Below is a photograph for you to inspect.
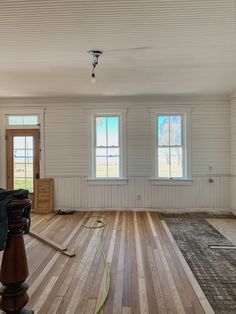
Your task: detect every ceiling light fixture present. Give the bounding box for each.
[88,50,103,83]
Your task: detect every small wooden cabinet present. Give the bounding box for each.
[34,179,54,213]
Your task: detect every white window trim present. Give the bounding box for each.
[150,106,192,185]
[149,178,193,186]
[87,108,127,183]
[87,178,128,185]
[0,107,45,188]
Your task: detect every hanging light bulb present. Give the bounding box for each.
[91,72,96,84]
[88,50,103,83]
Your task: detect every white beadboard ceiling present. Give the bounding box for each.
[0,0,236,97]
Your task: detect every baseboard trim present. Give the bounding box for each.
[54,207,232,214]
[231,209,236,216]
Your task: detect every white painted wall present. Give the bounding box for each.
[230,97,236,214]
[0,96,231,211]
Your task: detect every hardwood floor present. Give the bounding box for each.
[2,212,210,313]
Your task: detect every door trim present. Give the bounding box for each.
[0,108,45,188]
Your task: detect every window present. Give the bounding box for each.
[7,115,39,127]
[151,108,191,181]
[95,116,120,178]
[157,114,184,178]
[89,109,127,181]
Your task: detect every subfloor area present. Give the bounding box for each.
[164,214,236,314]
[5,211,213,314]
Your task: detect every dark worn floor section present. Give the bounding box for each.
[165,217,236,314]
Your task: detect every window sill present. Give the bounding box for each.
[87,178,128,186]
[150,178,193,186]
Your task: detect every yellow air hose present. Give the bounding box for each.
[82,216,111,314]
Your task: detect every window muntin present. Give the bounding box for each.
[8,115,38,126]
[95,116,120,178]
[157,114,185,179]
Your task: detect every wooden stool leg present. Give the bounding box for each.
[0,199,34,314]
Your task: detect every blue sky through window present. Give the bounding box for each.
[96,116,119,147]
[157,115,181,146]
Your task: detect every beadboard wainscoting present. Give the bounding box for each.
[231,176,236,215]
[230,97,236,214]
[51,175,230,211]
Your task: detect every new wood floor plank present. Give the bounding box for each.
[146,244,167,314]
[112,212,126,314]
[151,215,199,313]
[103,212,123,314]
[122,211,131,308]
[147,212,185,314]
[133,212,149,314]
[137,213,158,314]
[129,212,141,314]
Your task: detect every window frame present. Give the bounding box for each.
[150,106,192,185]
[88,108,127,182]
[94,114,121,178]
[156,113,185,179]
[6,114,40,129]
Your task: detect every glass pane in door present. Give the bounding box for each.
[13,136,34,192]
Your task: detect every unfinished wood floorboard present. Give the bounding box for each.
[7,211,208,314]
[207,218,236,247]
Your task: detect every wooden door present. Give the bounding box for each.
[6,129,40,206]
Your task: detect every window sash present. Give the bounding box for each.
[156,113,185,179]
[157,147,184,179]
[95,115,120,148]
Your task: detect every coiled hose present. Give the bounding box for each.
[82,216,111,314]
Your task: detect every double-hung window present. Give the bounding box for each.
[151,108,191,181]
[157,114,184,178]
[95,115,120,178]
[89,110,127,180]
